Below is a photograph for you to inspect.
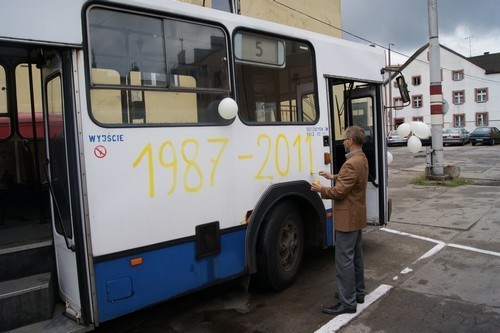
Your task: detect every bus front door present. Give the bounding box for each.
[41,49,92,325]
[328,79,388,226]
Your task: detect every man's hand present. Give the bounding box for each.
[319,171,335,180]
[311,181,324,193]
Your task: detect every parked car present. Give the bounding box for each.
[442,128,470,145]
[470,127,500,146]
[387,130,407,146]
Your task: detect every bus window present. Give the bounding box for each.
[90,69,122,123]
[234,31,317,124]
[15,64,44,138]
[0,65,9,139]
[330,80,377,181]
[351,97,374,144]
[88,7,230,126]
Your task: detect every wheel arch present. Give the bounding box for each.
[245,180,327,274]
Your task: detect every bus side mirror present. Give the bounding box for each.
[396,76,410,104]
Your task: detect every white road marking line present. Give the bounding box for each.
[448,243,500,257]
[380,227,500,258]
[316,228,500,332]
[315,284,393,333]
[400,267,413,274]
[380,227,442,244]
[414,242,446,263]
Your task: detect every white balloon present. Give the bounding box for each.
[407,135,422,153]
[387,151,393,164]
[411,121,431,139]
[218,97,238,120]
[397,123,411,137]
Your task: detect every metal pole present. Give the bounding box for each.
[388,43,394,131]
[428,0,444,176]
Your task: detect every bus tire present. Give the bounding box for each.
[256,201,304,291]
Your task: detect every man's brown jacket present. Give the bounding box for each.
[319,151,368,232]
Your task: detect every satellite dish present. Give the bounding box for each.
[442,99,449,115]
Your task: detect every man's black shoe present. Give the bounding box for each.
[335,292,365,304]
[321,302,356,315]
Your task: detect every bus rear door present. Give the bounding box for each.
[41,49,93,326]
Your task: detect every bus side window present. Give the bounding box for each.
[235,33,318,125]
[90,69,122,124]
[88,7,230,126]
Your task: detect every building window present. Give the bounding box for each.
[413,116,423,122]
[394,97,403,110]
[453,114,465,127]
[412,75,421,86]
[452,70,464,81]
[453,90,465,105]
[476,112,488,126]
[394,117,405,130]
[412,95,423,108]
[475,88,488,103]
[211,0,235,12]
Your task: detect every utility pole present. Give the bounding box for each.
[428,0,444,176]
[388,43,394,131]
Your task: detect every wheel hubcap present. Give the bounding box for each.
[279,221,299,271]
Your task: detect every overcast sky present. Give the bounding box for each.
[341,0,500,65]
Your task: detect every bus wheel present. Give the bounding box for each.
[256,201,304,291]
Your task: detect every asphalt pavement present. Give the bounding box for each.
[317,145,500,333]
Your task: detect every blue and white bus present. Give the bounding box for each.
[0,0,398,330]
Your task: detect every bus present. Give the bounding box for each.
[0,0,401,331]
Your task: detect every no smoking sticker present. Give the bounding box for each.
[94,145,107,158]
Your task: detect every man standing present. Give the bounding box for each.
[311,125,368,315]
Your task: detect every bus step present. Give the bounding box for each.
[0,272,55,332]
[0,240,54,282]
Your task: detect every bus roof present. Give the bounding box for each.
[0,0,86,47]
[0,0,385,82]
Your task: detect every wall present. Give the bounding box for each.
[179,0,342,38]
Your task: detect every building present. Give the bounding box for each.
[178,0,342,39]
[388,44,500,132]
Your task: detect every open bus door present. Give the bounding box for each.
[328,78,388,226]
[41,49,93,326]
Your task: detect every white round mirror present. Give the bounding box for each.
[218,97,238,120]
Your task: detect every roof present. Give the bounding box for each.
[400,43,500,75]
[469,52,500,74]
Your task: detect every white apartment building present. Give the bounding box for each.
[388,44,500,133]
